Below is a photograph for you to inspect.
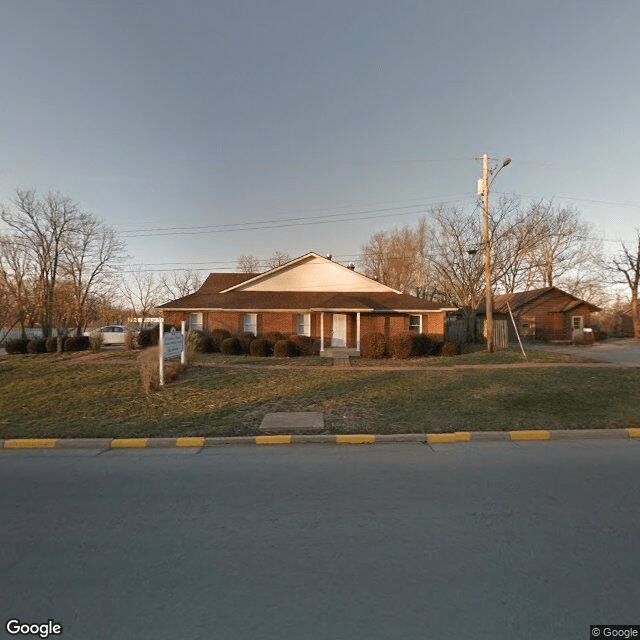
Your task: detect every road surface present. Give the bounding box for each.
[1,442,638,639]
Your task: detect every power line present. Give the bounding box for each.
[118,195,474,237]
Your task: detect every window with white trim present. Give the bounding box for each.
[296,313,311,336]
[188,313,203,331]
[243,313,257,335]
[572,316,584,331]
[409,315,422,333]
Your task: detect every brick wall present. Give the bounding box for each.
[162,310,446,343]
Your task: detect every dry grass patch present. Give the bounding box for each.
[1,355,639,439]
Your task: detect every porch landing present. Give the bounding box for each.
[320,348,360,357]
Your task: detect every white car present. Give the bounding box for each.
[86,325,128,345]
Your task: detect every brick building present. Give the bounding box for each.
[159,252,455,354]
[476,286,601,343]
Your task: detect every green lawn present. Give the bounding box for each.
[1,350,638,439]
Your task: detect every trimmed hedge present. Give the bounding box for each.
[64,336,91,352]
[412,333,442,356]
[289,334,319,356]
[238,332,255,355]
[208,329,231,352]
[220,337,242,355]
[274,339,296,358]
[138,325,177,349]
[441,341,462,357]
[389,331,413,359]
[262,332,284,347]
[249,338,271,357]
[5,338,29,354]
[360,332,386,358]
[187,330,210,353]
[27,338,48,354]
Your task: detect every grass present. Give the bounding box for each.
[1,349,639,439]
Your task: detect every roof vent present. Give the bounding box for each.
[347,262,355,270]
[325,254,332,261]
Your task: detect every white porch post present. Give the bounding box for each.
[181,320,186,365]
[320,312,324,353]
[356,312,361,352]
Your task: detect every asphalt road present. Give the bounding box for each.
[527,338,640,367]
[1,442,639,640]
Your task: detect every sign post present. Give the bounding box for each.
[158,318,185,386]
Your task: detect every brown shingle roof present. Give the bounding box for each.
[159,290,449,312]
[476,287,600,314]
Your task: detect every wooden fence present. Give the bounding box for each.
[445,317,509,349]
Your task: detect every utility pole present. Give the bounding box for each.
[477,154,511,353]
[481,153,493,352]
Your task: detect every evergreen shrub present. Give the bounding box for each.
[249,338,271,357]
[388,331,413,359]
[27,338,48,354]
[274,339,296,357]
[441,341,462,357]
[64,336,91,351]
[208,329,231,352]
[289,334,319,356]
[220,337,242,355]
[5,339,29,354]
[360,332,386,358]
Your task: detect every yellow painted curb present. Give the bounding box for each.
[111,438,149,448]
[4,439,57,449]
[336,434,376,444]
[176,437,205,447]
[427,432,471,444]
[510,430,550,441]
[628,428,640,439]
[256,435,292,445]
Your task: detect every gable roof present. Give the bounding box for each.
[476,286,601,314]
[159,252,455,313]
[223,252,401,294]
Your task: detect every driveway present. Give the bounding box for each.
[526,338,640,367]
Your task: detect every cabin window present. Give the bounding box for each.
[188,313,203,331]
[243,313,257,335]
[296,313,311,337]
[409,315,422,333]
[572,316,584,331]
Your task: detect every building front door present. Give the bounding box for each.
[331,314,346,347]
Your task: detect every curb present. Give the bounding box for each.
[1,429,639,449]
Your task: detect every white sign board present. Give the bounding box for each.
[163,327,184,360]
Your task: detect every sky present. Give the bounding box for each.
[1,0,639,277]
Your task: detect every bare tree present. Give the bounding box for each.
[237,255,262,273]
[362,221,436,296]
[159,269,203,301]
[610,231,640,338]
[1,189,81,337]
[63,214,125,335]
[0,235,39,336]
[119,266,163,329]
[427,206,486,308]
[525,201,602,289]
[265,250,291,270]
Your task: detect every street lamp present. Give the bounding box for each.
[477,154,511,353]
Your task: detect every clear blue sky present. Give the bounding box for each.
[1,0,638,274]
